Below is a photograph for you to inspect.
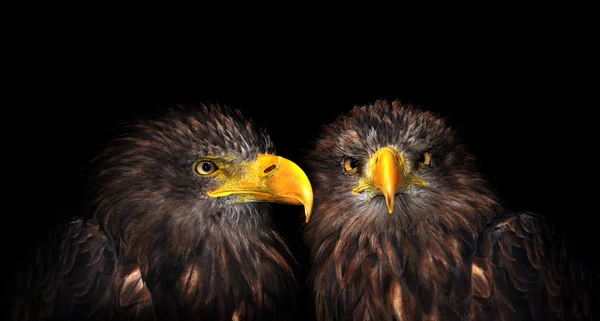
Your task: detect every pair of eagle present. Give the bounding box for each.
[7,100,598,321]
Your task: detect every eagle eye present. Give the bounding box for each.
[419,151,431,166]
[343,158,359,173]
[195,160,218,175]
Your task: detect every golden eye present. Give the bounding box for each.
[419,151,431,166]
[343,158,359,173]
[195,160,218,175]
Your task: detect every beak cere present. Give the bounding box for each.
[206,154,314,222]
[373,147,406,214]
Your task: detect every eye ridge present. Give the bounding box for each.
[194,160,219,175]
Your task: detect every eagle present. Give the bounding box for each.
[303,99,599,321]
[8,104,313,321]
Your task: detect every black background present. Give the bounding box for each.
[7,64,599,319]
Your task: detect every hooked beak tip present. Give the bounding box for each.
[304,202,312,223]
[386,197,394,214]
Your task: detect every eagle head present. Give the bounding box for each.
[89,104,313,252]
[308,99,497,230]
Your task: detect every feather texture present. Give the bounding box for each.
[8,104,299,321]
[304,99,599,320]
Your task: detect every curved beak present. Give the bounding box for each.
[373,147,405,214]
[207,154,314,222]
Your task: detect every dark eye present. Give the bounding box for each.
[419,151,431,166]
[343,158,359,173]
[195,160,218,175]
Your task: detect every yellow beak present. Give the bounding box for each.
[373,147,405,214]
[206,154,314,222]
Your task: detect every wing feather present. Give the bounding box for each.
[471,212,599,321]
[8,218,154,321]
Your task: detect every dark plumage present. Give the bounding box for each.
[9,104,313,321]
[304,99,599,320]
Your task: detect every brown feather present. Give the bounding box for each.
[305,100,599,321]
[9,105,298,321]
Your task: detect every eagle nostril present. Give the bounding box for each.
[264,165,277,174]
